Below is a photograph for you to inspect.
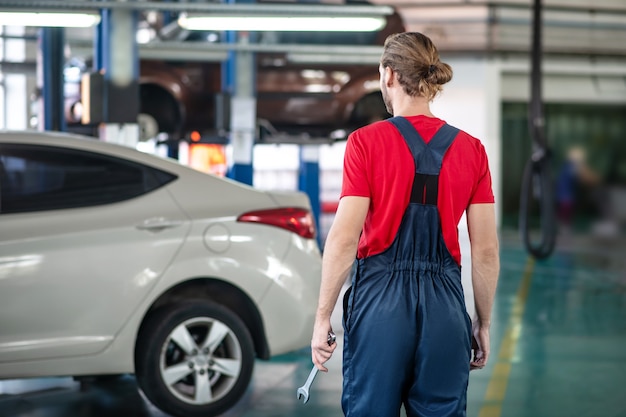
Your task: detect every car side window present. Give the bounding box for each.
[0,144,177,214]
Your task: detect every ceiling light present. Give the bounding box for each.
[0,12,101,28]
[178,14,386,32]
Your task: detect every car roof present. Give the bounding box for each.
[0,130,186,171]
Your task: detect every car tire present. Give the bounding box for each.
[135,300,254,417]
[139,84,182,136]
[351,92,390,127]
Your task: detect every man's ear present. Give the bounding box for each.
[384,66,395,87]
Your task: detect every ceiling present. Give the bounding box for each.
[371,0,626,56]
[2,0,626,58]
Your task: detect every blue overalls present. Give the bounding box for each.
[342,117,472,417]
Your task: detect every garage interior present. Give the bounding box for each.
[0,0,625,417]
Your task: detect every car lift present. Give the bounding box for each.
[39,27,65,132]
[35,0,375,247]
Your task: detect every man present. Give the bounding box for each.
[311,32,500,417]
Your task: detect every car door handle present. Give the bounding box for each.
[136,218,184,232]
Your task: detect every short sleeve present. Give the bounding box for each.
[341,132,370,198]
[469,144,495,204]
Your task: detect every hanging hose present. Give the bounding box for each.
[519,0,557,259]
[519,148,556,259]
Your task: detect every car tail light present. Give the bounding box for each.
[237,207,316,239]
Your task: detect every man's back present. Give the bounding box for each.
[341,114,494,264]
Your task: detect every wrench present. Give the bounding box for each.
[296,331,336,404]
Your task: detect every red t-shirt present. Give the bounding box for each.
[341,115,494,265]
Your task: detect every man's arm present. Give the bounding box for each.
[466,202,500,370]
[311,196,369,371]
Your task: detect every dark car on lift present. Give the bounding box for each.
[66,5,405,142]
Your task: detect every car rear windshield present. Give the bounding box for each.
[0,144,177,214]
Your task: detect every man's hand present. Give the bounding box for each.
[470,321,490,370]
[311,321,337,372]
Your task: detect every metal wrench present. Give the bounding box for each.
[296,331,336,404]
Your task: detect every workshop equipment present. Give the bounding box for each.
[296,331,336,404]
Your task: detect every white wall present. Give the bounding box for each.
[432,57,503,228]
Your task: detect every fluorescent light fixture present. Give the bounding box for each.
[178,14,386,32]
[0,12,101,28]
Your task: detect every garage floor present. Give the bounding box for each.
[1,230,625,417]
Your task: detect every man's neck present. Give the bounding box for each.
[392,96,434,118]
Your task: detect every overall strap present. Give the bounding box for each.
[387,116,458,175]
[388,116,459,205]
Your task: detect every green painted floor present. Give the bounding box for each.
[1,231,624,417]
[224,230,626,417]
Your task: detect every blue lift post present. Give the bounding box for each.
[299,145,322,247]
[39,27,66,132]
[221,2,321,238]
[93,7,139,146]
[223,0,255,186]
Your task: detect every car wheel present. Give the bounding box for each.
[139,84,182,136]
[351,92,390,127]
[135,301,254,417]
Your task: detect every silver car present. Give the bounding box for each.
[0,131,322,417]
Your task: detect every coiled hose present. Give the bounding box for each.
[519,148,557,259]
[519,0,557,259]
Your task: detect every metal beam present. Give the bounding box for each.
[374,0,626,14]
[67,40,384,63]
[500,58,626,76]
[0,61,36,75]
[3,0,626,14]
